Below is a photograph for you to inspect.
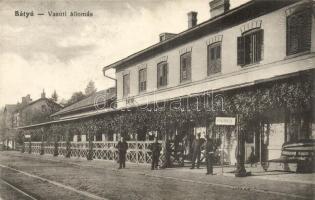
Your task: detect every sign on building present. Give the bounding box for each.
[215,117,236,126]
[25,134,31,138]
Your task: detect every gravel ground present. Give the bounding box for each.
[0,151,313,200]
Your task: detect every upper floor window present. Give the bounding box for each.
[237,29,264,66]
[207,42,221,75]
[123,73,130,97]
[157,61,168,88]
[180,52,191,82]
[286,9,312,56]
[139,68,147,92]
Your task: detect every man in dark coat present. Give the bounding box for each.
[117,137,128,169]
[205,136,215,175]
[191,133,202,169]
[150,137,162,170]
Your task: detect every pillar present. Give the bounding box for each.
[235,115,247,177]
[87,132,93,161]
[65,129,71,158]
[53,135,59,157]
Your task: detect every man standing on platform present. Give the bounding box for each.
[205,136,215,175]
[150,137,161,170]
[191,133,202,169]
[117,136,128,169]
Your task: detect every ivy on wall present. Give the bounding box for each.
[20,72,313,141]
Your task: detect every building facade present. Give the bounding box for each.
[104,0,315,167]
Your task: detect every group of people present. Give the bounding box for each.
[191,133,215,175]
[116,136,161,170]
[116,134,215,175]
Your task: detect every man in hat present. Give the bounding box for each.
[117,136,128,169]
[150,137,162,170]
[191,133,202,169]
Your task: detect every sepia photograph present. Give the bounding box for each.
[0,0,314,199]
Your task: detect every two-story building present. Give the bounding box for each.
[103,0,315,167]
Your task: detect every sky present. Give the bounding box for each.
[0,0,249,107]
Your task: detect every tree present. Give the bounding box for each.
[85,81,97,96]
[51,90,58,102]
[66,91,86,106]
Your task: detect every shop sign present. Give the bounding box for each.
[215,117,236,126]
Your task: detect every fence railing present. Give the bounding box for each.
[22,141,165,164]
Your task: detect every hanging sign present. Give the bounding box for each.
[25,134,31,138]
[215,117,236,126]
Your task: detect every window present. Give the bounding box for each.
[286,9,312,56]
[237,29,263,66]
[123,74,130,97]
[207,42,221,75]
[180,52,191,82]
[139,68,147,92]
[157,62,168,88]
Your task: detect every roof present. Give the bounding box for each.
[4,104,17,114]
[18,97,62,112]
[103,0,298,72]
[51,88,116,117]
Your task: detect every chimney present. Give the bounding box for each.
[187,11,198,29]
[21,94,32,105]
[21,97,26,104]
[25,94,32,103]
[159,33,177,42]
[41,89,46,98]
[209,0,230,18]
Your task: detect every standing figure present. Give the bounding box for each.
[117,137,128,169]
[191,133,202,169]
[150,137,162,170]
[205,136,215,175]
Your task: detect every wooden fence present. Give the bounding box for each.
[22,141,165,164]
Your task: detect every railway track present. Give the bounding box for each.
[0,164,108,200]
[0,178,38,200]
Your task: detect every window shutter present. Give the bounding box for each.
[157,64,161,87]
[256,29,264,61]
[187,53,191,80]
[164,63,168,86]
[237,36,245,66]
[301,10,312,52]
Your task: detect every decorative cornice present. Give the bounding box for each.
[179,46,192,55]
[206,35,223,45]
[240,20,262,34]
[156,55,168,64]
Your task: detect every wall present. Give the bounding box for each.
[115,1,315,108]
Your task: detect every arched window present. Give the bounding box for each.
[157,61,168,88]
[180,52,191,82]
[237,28,264,66]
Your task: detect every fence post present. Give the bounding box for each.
[28,137,32,154]
[87,132,93,160]
[136,134,138,164]
[40,132,44,155]
[21,135,25,153]
[53,135,59,157]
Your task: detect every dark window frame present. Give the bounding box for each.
[157,61,168,88]
[180,52,192,82]
[123,73,130,98]
[286,8,312,56]
[237,28,264,66]
[138,68,147,93]
[207,42,222,75]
